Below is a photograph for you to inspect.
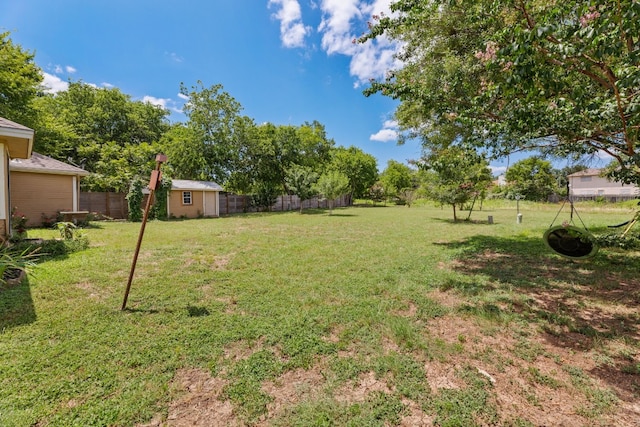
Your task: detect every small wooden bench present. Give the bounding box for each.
[59,211,89,224]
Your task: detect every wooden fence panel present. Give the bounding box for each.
[80,192,128,219]
[80,191,350,218]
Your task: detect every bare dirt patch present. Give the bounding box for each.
[424,309,640,426]
[260,367,326,419]
[139,368,236,427]
[334,371,395,404]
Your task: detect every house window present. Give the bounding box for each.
[580,176,592,182]
[182,191,192,205]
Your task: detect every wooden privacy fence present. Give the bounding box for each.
[81,192,350,219]
[218,192,350,215]
[80,192,128,219]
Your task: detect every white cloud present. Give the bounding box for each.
[41,72,69,93]
[177,93,189,101]
[370,128,397,142]
[315,0,402,85]
[54,65,63,74]
[267,0,401,83]
[101,82,114,88]
[142,96,169,108]
[268,0,311,48]
[165,52,183,63]
[370,118,399,142]
[65,65,77,74]
[143,96,184,114]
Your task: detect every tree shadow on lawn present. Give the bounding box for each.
[299,208,355,216]
[0,278,36,330]
[436,234,640,396]
[430,216,497,225]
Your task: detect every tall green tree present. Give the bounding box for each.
[160,124,209,180]
[315,170,349,215]
[379,160,414,200]
[328,146,379,201]
[505,157,557,201]
[295,121,335,171]
[362,0,640,184]
[224,121,335,201]
[81,141,160,193]
[422,146,493,221]
[34,81,170,190]
[285,165,318,213]
[0,32,42,127]
[180,81,243,183]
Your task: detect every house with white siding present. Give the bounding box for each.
[568,168,638,201]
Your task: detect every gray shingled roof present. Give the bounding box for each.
[10,152,90,176]
[0,117,33,132]
[171,179,223,191]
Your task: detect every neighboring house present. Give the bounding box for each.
[168,179,223,218]
[568,168,639,201]
[10,152,90,226]
[0,117,34,239]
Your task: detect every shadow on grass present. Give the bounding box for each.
[187,305,211,317]
[431,217,497,225]
[0,278,36,330]
[352,203,389,208]
[437,234,640,396]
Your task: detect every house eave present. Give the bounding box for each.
[0,129,34,159]
[9,164,90,176]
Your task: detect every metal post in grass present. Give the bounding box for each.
[121,154,167,311]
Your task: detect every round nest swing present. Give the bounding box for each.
[543,225,599,259]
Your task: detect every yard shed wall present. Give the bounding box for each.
[10,171,75,226]
[168,189,205,218]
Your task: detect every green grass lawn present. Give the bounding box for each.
[1,202,639,426]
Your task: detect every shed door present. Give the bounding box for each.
[204,191,218,217]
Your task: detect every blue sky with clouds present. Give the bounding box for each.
[1,0,424,171]
[2,0,565,175]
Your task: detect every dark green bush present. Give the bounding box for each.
[10,235,89,260]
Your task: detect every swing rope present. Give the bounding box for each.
[549,197,590,231]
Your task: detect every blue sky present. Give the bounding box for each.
[1,0,559,175]
[1,0,424,171]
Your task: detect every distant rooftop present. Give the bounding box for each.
[567,168,602,177]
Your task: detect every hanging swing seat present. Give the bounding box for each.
[543,195,599,259]
[543,225,599,259]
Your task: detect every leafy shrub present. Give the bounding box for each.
[10,234,90,261]
[251,182,279,212]
[41,213,57,228]
[126,178,144,222]
[55,222,77,240]
[0,246,38,286]
[150,176,171,220]
[592,232,640,250]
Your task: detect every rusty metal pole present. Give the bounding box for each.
[121,154,167,310]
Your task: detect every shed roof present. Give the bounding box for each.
[10,152,90,176]
[171,179,223,191]
[0,117,34,159]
